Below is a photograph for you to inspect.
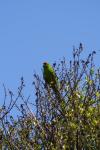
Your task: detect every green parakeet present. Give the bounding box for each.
[43,62,58,90]
[43,62,66,117]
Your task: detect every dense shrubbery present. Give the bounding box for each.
[0,44,100,149]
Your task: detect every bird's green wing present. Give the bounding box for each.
[43,62,57,87]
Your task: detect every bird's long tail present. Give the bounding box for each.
[52,84,66,117]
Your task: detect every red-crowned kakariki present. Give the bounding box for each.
[43,62,58,92]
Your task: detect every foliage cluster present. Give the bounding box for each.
[0,44,100,149]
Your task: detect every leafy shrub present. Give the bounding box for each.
[0,44,100,149]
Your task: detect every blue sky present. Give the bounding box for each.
[0,1,100,105]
